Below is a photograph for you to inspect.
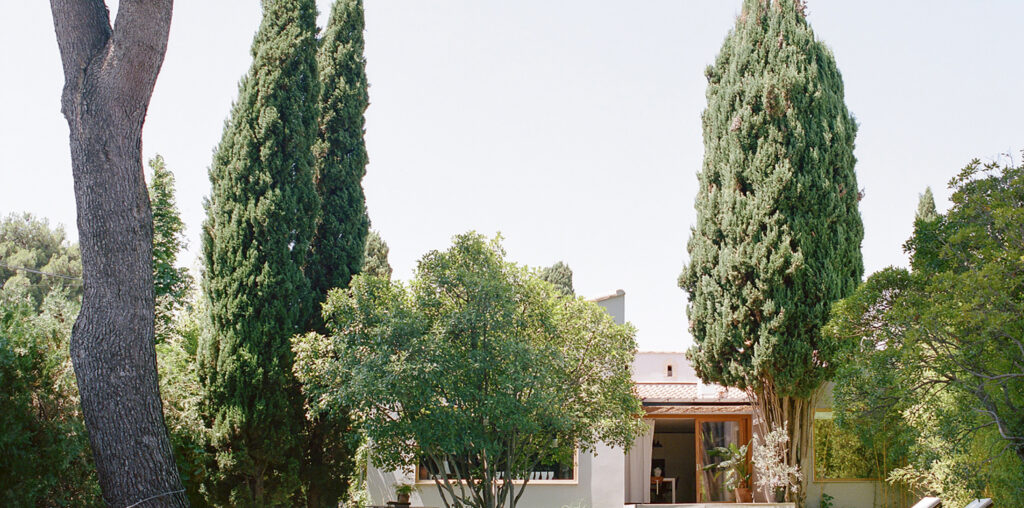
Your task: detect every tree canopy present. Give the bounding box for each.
[293,233,644,508]
[826,158,1024,503]
[539,261,574,296]
[0,213,81,309]
[361,230,393,281]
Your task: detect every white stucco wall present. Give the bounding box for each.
[366,443,625,508]
[631,351,696,383]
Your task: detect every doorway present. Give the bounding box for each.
[625,414,751,504]
[650,418,696,503]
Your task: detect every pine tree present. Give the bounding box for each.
[539,261,574,296]
[307,0,370,315]
[361,230,392,281]
[679,0,862,502]
[148,155,193,344]
[916,187,938,222]
[199,0,321,503]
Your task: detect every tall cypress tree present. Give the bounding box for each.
[199,0,320,503]
[307,0,370,316]
[679,0,862,502]
[298,2,370,505]
[148,155,193,344]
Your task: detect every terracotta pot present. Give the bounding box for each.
[397,493,410,503]
[735,487,753,502]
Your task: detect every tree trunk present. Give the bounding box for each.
[751,378,816,507]
[49,1,186,506]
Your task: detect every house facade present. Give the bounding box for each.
[365,291,897,507]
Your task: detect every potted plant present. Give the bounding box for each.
[703,442,752,502]
[394,483,414,505]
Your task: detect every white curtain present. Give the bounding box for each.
[624,418,655,503]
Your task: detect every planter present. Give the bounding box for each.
[735,487,753,502]
[397,493,410,503]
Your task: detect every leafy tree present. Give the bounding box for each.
[148,155,193,344]
[361,230,392,281]
[826,159,1024,504]
[293,233,644,508]
[679,0,862,501]
[539,261,574,296]
[199,0,321,503]
[0,213,82,308]
[0,285,101,506]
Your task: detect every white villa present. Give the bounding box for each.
[365,291,898,508]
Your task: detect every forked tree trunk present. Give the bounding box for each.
[750,378,817,507]
[49,1,186,506]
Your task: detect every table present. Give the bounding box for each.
[650,476,676,503]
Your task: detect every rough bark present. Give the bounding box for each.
[49,1,187,506]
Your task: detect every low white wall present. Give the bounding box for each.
[367,443,625,508]
[806,480,905,508]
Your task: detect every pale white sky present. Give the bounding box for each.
[2,1,1023,352]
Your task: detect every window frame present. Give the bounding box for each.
[414,449,579,485]
[811,409,883,483]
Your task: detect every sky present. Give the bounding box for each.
[2,1,1023,352]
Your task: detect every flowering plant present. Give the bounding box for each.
[752,424,802,500]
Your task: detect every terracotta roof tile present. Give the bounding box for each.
[635,382,748,403]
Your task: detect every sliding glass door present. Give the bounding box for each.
[695,417,748,502]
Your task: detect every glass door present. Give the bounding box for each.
[695,417,747,502]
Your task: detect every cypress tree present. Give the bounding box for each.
[679,0,862,502]
[297,3,370,504]
[361,230,392,281]
[148,155,192,344]
[199,0,320,503]
[307,0,370,314]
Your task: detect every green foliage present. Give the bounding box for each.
[156,289,212,506]
[812,413,885,480]
[0,286,100,506]
[361,230,392,281]
[298,4,371,501]
[915,187,938,222]
[819,492,833,508]
[294,233,644,508]
[148,155,194,344]
[539,261,574,296]
[826,158,1024,503]
[199,0,321,503]
[703,442,750,491]
[307,0,370,316]
[679,0,863,399]
[0,213,81,309]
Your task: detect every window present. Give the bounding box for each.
[666,364,673,377]
[813,410,882,480]
[416,452,576,483]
